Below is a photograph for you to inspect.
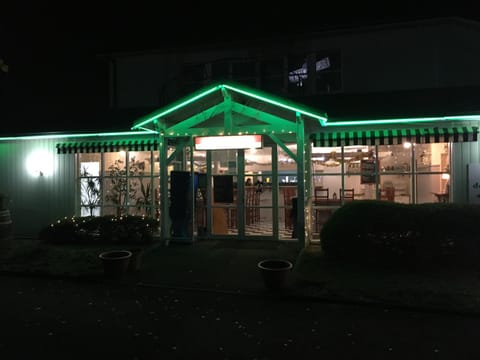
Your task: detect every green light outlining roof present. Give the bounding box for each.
[131,82,328,136]
[221,84,328,125]
[0,130,156,142]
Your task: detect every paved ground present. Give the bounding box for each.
[2,239,480,358]
[2,272,480,359]
[134,239,480,315]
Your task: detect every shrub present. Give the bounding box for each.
[39,215,159,245]
[320,200,480,269]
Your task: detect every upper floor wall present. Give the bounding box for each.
[106,17,480,110]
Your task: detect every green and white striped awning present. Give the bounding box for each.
[313,127,479,147]
[56,139,159,154]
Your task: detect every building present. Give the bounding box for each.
[1,17,480,247]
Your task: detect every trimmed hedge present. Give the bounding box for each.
[38,215,159,245]
[320,200,480,269]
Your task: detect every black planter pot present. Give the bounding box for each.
[257,259,293,290]
[99,250,132,279]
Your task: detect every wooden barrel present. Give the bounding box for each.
[0,209,13,256]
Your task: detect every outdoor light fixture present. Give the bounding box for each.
[194,135,262,150]
[26,149,54,177]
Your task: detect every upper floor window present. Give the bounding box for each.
[288,49,342,94]
[180,49,342,96]
[315,49,342,94]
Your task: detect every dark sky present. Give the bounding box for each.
[1,1,479,134]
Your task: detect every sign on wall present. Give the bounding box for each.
[360,159,376,184]
[468,163,480,204]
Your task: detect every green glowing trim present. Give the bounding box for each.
[0,130,157,142]
[222,84,328,125]
[327,115,480,127]
[132,85,220,130]
[131,82,329,131]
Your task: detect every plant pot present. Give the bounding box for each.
[257,259,293,290]
[99,250,132,279]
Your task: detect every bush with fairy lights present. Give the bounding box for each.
[38,215,159,245]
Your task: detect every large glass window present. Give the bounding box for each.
[311,142,451,239]
[77,150,158,218]
[312,143,451,205]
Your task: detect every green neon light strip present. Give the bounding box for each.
[132,85,220,129]
[327,115,480,127]
[0,130,157,141]
[131,82,329,130]
[222,84,328,126]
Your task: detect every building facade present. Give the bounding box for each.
[1,17,480,246]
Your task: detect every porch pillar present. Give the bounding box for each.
[159,134,169,240]
[296,113,306,248]
[304,132,313,246]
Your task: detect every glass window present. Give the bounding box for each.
[278,144,297,184]
[79,156,101,217]
[315,49,342,94]
[414,143,450,203]
[77,149,159,218]
[211,149,237,175]
[245,147,272,206]
[312,146,343,198]
[288,54,307,94]
[311,142,451,206]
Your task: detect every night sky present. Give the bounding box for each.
[1,1,478,134]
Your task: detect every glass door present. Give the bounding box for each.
[191,147,275,239]
[244,147,273,237]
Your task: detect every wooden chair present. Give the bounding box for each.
[314,187,329,205]
[340,188,354,202]
[380,187,395,201]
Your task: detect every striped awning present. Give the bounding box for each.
[56,139,159,154]
[313,127,479,147]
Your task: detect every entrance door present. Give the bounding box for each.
[193,147,276,239]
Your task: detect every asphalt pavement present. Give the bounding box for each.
[2,239,480,359]
[1,270,480,359]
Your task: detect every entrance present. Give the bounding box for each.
[191,145,297,240]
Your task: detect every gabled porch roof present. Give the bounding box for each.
[131,82,328,142]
